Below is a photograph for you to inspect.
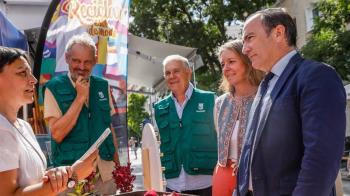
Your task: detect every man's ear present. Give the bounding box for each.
[93,54,98,65]
[65,52,69,63]
[188,68,193,80]
[273,24,286,43]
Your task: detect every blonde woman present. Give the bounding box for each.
[212,40,264,196]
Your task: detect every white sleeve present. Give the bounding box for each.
[0,129,19,171]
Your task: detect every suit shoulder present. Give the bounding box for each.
[298,59,344,95]
[299,59,341,80]
[300,59,336,73]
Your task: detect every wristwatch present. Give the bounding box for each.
[67,172,78,189]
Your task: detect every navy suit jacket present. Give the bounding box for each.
[237,53,346,196]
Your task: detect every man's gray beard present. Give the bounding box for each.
[71,75,90,82]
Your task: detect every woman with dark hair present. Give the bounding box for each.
[212,40,264,196]
[0,46,97,195]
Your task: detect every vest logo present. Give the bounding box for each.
[98,92,105,99]
[196,103,205,112]
[98,92,107,101]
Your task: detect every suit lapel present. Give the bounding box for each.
[252,53,303,156]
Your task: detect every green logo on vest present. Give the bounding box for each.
[98,91,107,101]
[196,103,205,112]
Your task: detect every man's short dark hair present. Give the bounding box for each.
[250,8,297,47]
[0,46,29,72]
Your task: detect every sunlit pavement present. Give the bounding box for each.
[129,147,144,191]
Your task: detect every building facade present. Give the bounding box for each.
[275,0,319,48]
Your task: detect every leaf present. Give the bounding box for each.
[301,0,350,81]
[127,93,150,137]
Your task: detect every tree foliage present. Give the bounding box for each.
[129,0,276,91]
[301,0,350,81]
[127,93,150,138]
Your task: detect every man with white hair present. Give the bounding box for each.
[154,54,217,196]
[44,34,119,194]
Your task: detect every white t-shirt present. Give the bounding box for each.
[0,114,46,187]
[228,120,240,160]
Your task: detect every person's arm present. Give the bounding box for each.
[0,127,66,195]
[0,168,66,196]
[70,150,98,180]
[46,76,89,143]
[293,65,346,195]
[111,125,120,164]
[0,150,98,196]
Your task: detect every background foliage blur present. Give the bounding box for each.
[301,0,350,82]
[129,0,276,92]
[127,93,150,138]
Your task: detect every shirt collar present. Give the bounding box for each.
[270,50,297,77]
[171,83,194,103]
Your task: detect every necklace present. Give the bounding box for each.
[11,120,46,168]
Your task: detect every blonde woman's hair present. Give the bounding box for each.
[217,40,264,93]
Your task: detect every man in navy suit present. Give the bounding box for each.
[237,8,346,196]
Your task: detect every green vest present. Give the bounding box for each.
[154,88,217,179]
[45,75,115,166]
